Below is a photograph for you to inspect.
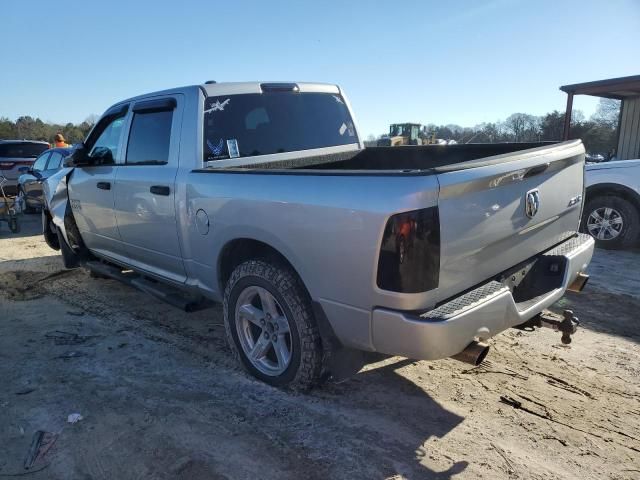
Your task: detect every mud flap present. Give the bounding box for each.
[56,227,80,268]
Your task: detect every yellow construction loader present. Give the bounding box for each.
[377,123,438,146]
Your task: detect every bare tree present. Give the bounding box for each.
[504,113,539,142]
[591,98,620,128]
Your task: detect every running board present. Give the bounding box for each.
[85,261,214,312]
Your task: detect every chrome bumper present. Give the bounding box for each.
[371,234,595,361]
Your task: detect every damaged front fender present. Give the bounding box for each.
[43,167,75,247]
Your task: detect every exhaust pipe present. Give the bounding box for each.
[450,341,490,366]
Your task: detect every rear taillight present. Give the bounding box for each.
[376,207,440,293]
[0,162,16,169]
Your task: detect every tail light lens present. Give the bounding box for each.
[376,207,440,293]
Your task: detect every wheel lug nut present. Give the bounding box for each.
[272,335,277,341]
[274,323,279,331]
[260,319,265,326]
[264,332,269,339]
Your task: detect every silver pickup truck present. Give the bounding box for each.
[43,81,594,389]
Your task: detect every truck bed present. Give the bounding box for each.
[207,142,560,174]
[192,139,586,315]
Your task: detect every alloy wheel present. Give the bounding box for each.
[234,286,293,376]
[586,207,624,241]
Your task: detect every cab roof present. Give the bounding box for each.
[113,81,341,107]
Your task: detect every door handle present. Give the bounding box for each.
[96,181,111,190]
[150,185,170,196]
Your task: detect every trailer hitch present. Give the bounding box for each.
[515,309,580,344]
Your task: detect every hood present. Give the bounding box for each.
[585,159,640,171]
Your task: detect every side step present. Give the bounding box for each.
[85,261,214,312]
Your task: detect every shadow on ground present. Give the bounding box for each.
[0,267,469,479]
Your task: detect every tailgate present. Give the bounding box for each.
[435,141,585,300]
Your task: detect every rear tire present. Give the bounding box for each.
[223,259,323,390]
[581,195,639,249]
[42,210,60,250]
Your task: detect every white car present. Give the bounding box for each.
[583,159,640,249]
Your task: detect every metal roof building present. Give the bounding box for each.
[560,75,640,160]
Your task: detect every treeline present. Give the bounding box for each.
[368,98,621,156]
[0,115,98,145]
[2,98,620,155]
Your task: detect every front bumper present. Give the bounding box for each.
[371,234,595,360]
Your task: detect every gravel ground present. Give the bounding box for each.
[0,214,638,479]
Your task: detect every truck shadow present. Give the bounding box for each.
[312,358,469,478]
[0,255,470,479]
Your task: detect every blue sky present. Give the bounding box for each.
[2,0,639,137]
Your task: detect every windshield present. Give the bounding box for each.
[390,124,412,137]
[203,92,358,162]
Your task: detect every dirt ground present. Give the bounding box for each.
[0,214,638,480]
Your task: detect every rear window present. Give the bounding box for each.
[203,92,358,162]
[0,143,49,158]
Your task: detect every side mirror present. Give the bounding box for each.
[64,144,89,167]
[88,146,115,165]
[64,144,115,167]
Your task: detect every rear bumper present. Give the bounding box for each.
[370,234,595,360]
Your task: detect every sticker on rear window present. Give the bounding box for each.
[339,123,347,136]
[227,139,240,158]
[204,98,230,114]
[207,138,225,156]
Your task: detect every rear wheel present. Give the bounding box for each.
[223,259,323,390]
[581,195,639,249]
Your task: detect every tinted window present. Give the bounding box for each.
[46,152,64,170]
[90,117,125,163]
[203,92,358,162]
[32,152,50,171]
[126,110,173,165]
[0,143,49,158]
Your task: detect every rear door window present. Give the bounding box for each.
[203,92,358,162]
[126,110,173,165]
[46,152,64,170]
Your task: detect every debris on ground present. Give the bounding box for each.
[45,331,98,346]
[54,351,88,360]
[66,413,83,424]
[23,430,58,469]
